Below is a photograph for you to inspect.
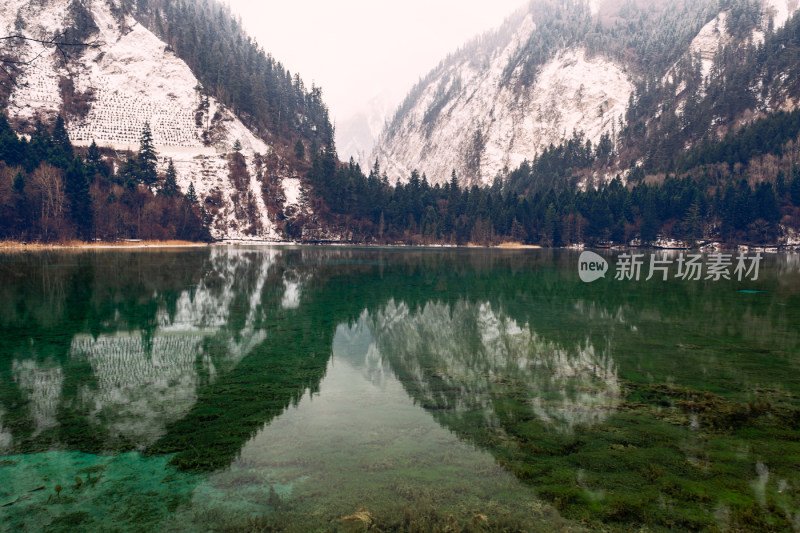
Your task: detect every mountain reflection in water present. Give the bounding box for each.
[1,248,283,454]
[335,300,620,434]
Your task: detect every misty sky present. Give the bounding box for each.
[226,0,526,124]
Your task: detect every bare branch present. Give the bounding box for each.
[3,47,49,67]
[0,31,106,90]
[0,32,104,48]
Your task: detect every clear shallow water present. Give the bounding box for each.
[0,247,799,531]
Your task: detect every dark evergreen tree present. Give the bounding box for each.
[65,156,93,239]
[28,120,53,170]
[791,168,800,206]
[137,122,158,189]
[11,170,29,238]
[755,182,780,223]
[186,182,198,204]
[160,158,180,197]
[776,171,788,199]
[85,140,110,179]
[51,115,73,165]
[0,113,25,168]
[120,155,139,189]
[733,179,755,231]
[86,140,101,172]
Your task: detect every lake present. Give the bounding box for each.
[1,247,799,532]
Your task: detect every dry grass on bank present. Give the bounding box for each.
[0,239,208,250]
[495,242,542,249]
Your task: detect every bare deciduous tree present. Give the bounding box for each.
[30,163,66,240]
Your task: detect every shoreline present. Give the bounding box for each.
[0,240,797,252]
[0,240,212,251]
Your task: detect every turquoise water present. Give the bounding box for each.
[0,247,799,531]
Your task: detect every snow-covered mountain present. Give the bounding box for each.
[1,0,326,241]
[372,0,800,187]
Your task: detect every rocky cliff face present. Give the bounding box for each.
[1,0,320,241]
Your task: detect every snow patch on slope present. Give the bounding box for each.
[688,3,799,79]
[7,51,63,120]
[282,177,303,207]
[688,12,730,79]
[763,0,799,28]
[512,48,631,165]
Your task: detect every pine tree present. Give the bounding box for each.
[0,112,24,168]
[641,201,659,244]
[733,179,755,231]
[685,200,703,244]
[30,120,53,166]
[791,168,800,206]
[511,218,528,242]
[65,156,93,239]
[369,159,381,180]
[137,122,158,188]
[233,139,242,152]
[294,139,305,160]
[755,182,780,223]
[116,155,135,189]
[186,182,198,204]
[12,170,25,196]
[11,170,29,237]
[161,158,180,197]
[776,171,787,198]
[448,170,460,212]
[51,114,73,165]
[86,140,103,176]
[544,203,558,246]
